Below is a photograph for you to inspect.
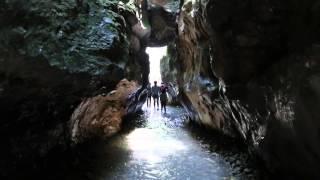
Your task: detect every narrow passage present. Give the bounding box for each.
[95,105,265,179]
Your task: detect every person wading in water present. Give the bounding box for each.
[146,83,152,107]
[160,82,168,113]
[151,81,160,109]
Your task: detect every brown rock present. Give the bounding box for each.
[70,79,138,143]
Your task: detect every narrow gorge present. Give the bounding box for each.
[0,0,319,179]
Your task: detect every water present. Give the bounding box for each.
[108,106,233,179]
[72,105,265,180]
[27,105,267,180]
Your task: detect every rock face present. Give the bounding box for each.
[0,0,149,176]
[144,0,180,46]
[160,43,179,104]
[70,79,139,143]
[162,0,320,178]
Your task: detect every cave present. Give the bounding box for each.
[0,0,320,179]
[146,46,167,84]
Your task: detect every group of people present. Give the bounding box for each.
[146,81,168,113]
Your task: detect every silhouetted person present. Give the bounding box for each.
[160,82,168,113]
[146,83,152,107]
[151,81,160,109]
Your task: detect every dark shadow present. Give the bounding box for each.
[185,120,272,180]
[9,111,150,180]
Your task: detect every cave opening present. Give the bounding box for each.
[146,46,167,84]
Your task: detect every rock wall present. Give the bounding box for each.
[0,0,149,177]
[144,0,180,46]
[163,0,320,177]
[160,43,179,104]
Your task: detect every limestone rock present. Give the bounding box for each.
[146,0,178,46]
[0,0,149,176]
[163,0,320,177]
[70,79,138,143]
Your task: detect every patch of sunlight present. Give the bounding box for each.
[126,128,187,163]
[146,46,167,84]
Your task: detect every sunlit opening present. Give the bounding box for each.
[126,128,187,163]
[146,46,167,84]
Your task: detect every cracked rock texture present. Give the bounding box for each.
[0,0,149,177]
[161,0,320,178]
[70,79,139,143]
[145,0,179,46]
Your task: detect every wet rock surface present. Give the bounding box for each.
[70,79,139,144]
[160,0,320,178]
[145,0,179,46]
[0,0,149,177]
[160,42,180,105]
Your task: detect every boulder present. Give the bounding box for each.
[70,79,139,143]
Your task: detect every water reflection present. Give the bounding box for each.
[126,128,187,163]
[105,105,235,179]
[30,105,264,180]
